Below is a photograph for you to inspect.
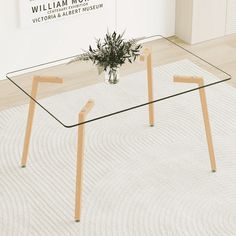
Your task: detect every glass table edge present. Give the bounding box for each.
[5,35,232,128]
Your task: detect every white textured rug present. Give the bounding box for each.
[0,60,236,236]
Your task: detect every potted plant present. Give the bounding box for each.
[70,31,142,84]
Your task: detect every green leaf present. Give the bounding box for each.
[68,31,142,73]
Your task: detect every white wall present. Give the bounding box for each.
[0,0,116,80]
[226,0,236,35]
[175,0,193,43]
[117,0,176,39]
[0,0,176,80]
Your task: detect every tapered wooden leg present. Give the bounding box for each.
[173,76,217,172]
[75,100,94,222]
[140,48,155,127]
[21,76,63,167]
[199,87,217,172]
[21,80,38,167]
[75,114,85,222]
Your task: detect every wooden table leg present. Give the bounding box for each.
[140,48,155,127]
[173,75,217,172]
[21,76,63,167]
[199,84,217,172]
[21,79,38,168]
[75,100,94,222]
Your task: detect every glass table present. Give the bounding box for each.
[5,35,231,222]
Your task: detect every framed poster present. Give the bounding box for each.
[19,0,105,27]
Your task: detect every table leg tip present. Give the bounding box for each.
[150,124,154,127]
[21,165,26,168]
[75,220,80,223]
[212,170,216,173]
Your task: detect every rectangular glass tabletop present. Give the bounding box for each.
[6,35,231,128]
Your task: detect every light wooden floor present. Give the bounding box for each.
[1,34,235,111]
[170,34,236,88]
